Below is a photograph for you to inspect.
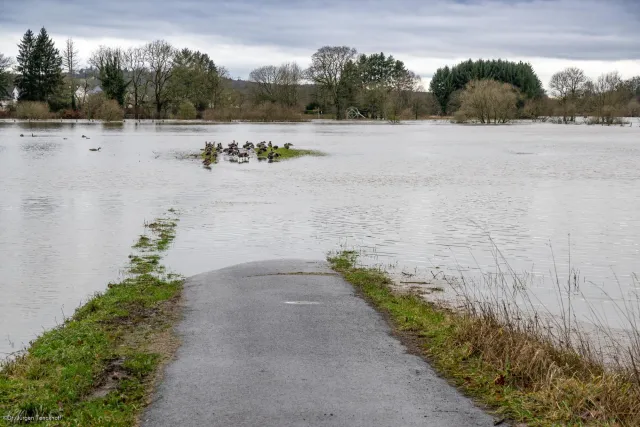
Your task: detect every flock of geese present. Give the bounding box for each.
[201,140,294,168]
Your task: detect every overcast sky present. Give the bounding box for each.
[1,0,639,89]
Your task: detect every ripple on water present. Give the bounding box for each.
[1,121,640,353]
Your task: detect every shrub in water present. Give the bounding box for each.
[97,99,124,122]
[83,93,106,119]
[15,101,51,119]
[177,101,197,120]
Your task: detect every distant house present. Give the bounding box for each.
[0,87,18,110]
[75,84,102,107]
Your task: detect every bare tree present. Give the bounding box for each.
[591,71,625,124]
[145,40,175,117]
[458,79,518,124]
[62,38,79,109]
[249,65,279,104]
[123,46,149,119]
[210,65,229,110]
[306,46,357,119]
[249,62,303,107]
[0,53,13,99]
[278,62,303,107]
[549,67,587,122]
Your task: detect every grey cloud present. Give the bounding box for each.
[1,0,639,69]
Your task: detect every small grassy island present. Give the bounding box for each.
[197,140,324,168]
[0,210,182,426]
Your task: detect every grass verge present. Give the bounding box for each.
[328,250,640,427]
[0,209,183,426]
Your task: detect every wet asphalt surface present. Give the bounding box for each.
[142,259,494,426]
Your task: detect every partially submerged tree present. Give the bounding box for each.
[549,67,587,122]
[0,53,13,99]
[249,62,303,107]
[458,79,519,124]
[306,46,357,119]
[62,38,79,109]
[169,48,228,114]
[90,46,129,106]
[590,71,625,124]
[430,59,543,115]
[146,40,175,117]
[123,46,150,119]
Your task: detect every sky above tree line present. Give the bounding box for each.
[1,0,638,89]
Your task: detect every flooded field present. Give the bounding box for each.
[1,119,639,355]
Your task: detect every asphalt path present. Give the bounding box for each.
[142,259,494,426]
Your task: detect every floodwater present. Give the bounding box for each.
[1,119,639,355]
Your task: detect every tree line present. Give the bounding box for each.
[0,27,639,123]
[0,28,428,120]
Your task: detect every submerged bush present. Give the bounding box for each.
[203,103,307,122]
[15,101,51,119]
[459,79,518,124]
[97,99,124,122]
[83,93,106,119]
[177,101,197,120]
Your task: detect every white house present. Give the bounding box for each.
[75,84,102,107]
[0,87,19,110]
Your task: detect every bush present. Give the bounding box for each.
[176,101,197,120]
[203,103,307,122]
[459,80,518,124]
[452,110,469,123]
[58,109,85,119]
[97,99,124,122]
[15,101,51,120]
[83,93,106,119]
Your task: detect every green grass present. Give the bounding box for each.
[0,210,183,426]
[327,250,640,427]
[259,147,325,161]
[192,146,325,164]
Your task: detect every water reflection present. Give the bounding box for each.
[1,120,639,354]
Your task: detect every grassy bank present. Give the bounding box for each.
[0,210,182,426]
[328,250,640,426]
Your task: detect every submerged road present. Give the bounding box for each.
[142,259,494,426]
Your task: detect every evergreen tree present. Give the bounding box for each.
[15,29,37,100]
[34,27,63,102]
[90,47,129,106]
[15,28,63,103]
[429,59,544,115]
[100,53,127,106]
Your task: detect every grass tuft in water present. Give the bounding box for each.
[0,209,182,426]
[262,147,325,161]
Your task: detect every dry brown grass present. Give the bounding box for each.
[329,246,640,426]
[202,103,309,122]
[97,99,124,122]
[15,101,52,120]
[442,240,640,425]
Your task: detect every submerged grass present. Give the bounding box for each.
[0,209,182,426]
[261,147,325,161]
[328,250,640,426]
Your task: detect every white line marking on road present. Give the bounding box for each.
[283,301,321,305]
